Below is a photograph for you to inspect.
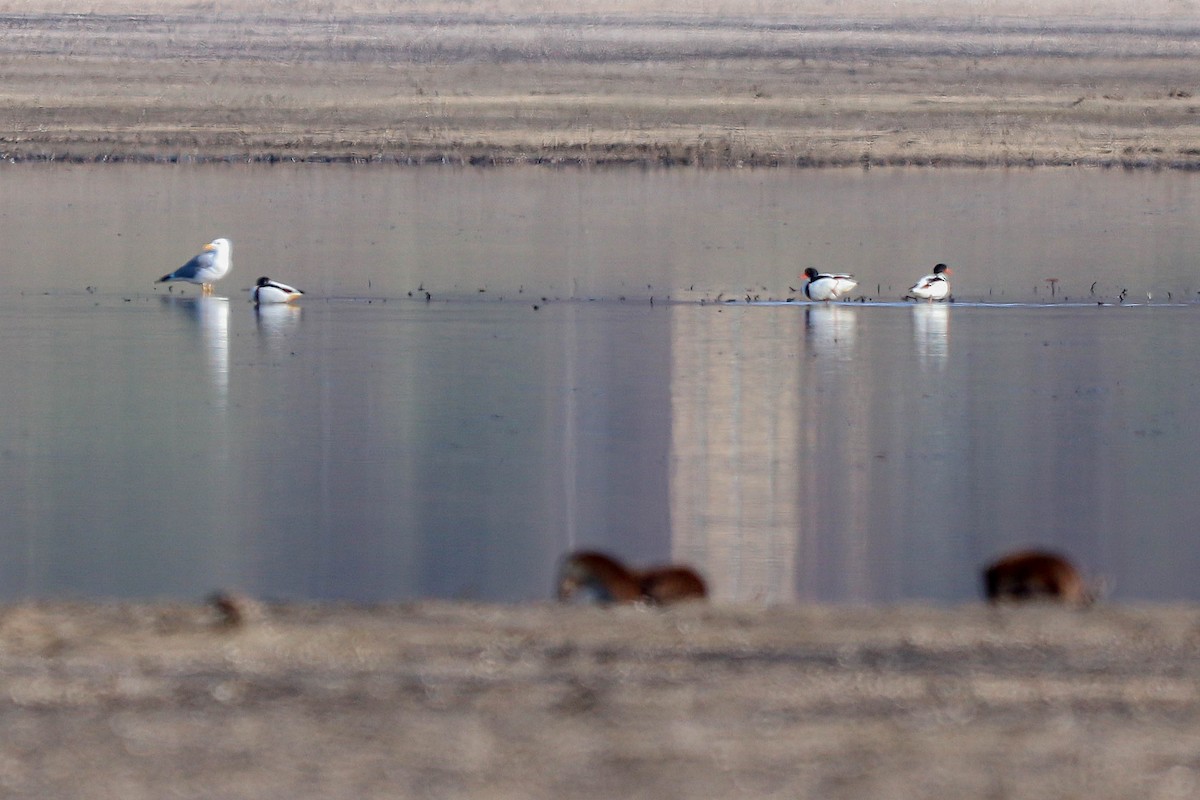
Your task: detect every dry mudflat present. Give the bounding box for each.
[3,600,1200,799]
[1,0,1199,167]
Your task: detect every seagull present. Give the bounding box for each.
[157,238,231,295]
[802,267,857,301]
[251,276,304,305]
[907,263,952,301]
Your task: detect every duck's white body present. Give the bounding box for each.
[158,238,232,294]
[803,268,857,301]
[907,264,951,301]
[252,276,303,305]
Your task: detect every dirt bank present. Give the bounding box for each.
[2,1,1199,167]
[2,600,1200,799]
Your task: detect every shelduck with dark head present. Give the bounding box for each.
[252,276,304,305]
[802,267,858,302]
[906,263,952,301]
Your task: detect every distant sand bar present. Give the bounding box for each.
[1,0,1199,166]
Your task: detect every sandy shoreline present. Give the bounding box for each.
[3,600,1200,798]
[2,2,1200,168]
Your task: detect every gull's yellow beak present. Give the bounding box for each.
[203,243,216,251]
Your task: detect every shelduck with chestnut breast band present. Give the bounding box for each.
[906,263,952,301]
[252,276,304,305]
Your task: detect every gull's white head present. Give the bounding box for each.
[206,238,232,279]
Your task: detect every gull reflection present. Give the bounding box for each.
[912,303,949,363]
[161,295,230,407]
[803,304,858,360]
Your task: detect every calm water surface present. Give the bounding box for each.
[1,165,1199,603]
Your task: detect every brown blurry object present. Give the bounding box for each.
[640,566,709,605]
[557,550,707,606]
[982,550,1093,606]
[208,591,266,628]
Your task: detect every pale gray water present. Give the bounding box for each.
[1,165,1199,603]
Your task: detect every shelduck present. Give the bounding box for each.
[907,263,952,301]
[802,267,857,301]
[252,276,304,305]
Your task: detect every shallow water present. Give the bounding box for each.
[2,165,1199,603]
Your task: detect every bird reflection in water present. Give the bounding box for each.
[912,302,949,362]
[803,304,858,361]
[161,295,229,407]
[254,303,302,340]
